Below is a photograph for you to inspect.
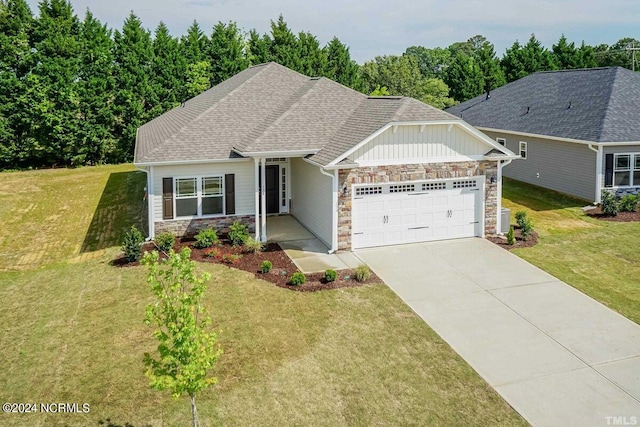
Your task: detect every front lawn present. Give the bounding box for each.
[502,178,640,324]
[0,165,525,426]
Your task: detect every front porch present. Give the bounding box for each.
[267,216,361,274]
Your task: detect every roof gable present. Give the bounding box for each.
[446,67,640,143]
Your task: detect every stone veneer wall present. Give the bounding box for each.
[154,215,255,238]
[337,161,498,251]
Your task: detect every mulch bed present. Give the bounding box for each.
[114,237,379,292]
[486,226,538,250]
[584,206,640,222]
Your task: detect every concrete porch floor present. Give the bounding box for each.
[266,215,361,273]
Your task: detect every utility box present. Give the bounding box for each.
[501,208,511,234]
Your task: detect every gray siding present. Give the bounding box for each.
[603,145,640,155]
[483,131,596,201]
[290,158,333,247]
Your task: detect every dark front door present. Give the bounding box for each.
[261,165,280,214]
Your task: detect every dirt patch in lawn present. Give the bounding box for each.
[486,227,539,250]
[584,207,640,222]
[114,238,380,291]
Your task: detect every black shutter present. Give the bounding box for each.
[162,177,174,219]
[604,154,614,188]
[225,174,235,215]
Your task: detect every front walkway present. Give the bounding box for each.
[267,216,360,273]
[356,238,640,427]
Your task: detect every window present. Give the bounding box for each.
[422,182,446,191]
[175,176,223,217]
[389,184,415,193]
[496,137,506,146]
[519,141,527,159]
[202,177,223,215]
[175,178,198,217]
[453,179,477,189]
[355,186,382,196]
[614,154,640,187]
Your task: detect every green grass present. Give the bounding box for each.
[503,178,640,324]
[0,165,526,426]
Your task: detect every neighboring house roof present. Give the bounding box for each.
[135,62,460,165]
[446,67,640,143]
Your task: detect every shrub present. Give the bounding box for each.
[506,226,515,245]
[324,269,337,282]
[228,221,249,247]
[354,264,371,282]
[289,271,306,286]
[194,228,219,248]
[243,236,263,253]
[520,217,534,241]
[204,247,222,259]
[600,190,619,216]
[515,210,528,228]
[122,225,144,262]
[619,194,639,213]
[221,253,242,264]
[260,260,273,273]
[154,232,175,252]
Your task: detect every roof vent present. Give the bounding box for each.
[485,91,491,100]
[310,76,321,80]
[567,101,572,109]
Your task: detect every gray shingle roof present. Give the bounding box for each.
[446,67,640,143]
[135,62,458,165]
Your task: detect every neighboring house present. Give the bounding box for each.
[134,62,517,251]
[446,67,640,202]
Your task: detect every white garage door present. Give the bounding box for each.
[352,178,482,249]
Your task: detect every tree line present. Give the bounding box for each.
[0,0,637,170]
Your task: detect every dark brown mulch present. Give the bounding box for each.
[486,226,539,250]
[111,242,159,267]
[584,206,640,222]
[115,237,379,291]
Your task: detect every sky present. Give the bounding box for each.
[25,0,640,63]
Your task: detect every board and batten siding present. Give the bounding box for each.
[484,131,597,201]
[151,161,255,221]
[350,124,488,163]
[290,158,333,247]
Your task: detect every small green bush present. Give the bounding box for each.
[354,264,371,282]
[289,271,306,286]
[515,210,528,228]
[122,225,144,262]
[260,260,272,273]
[520,217,534,241]
[506,226,515,245]
[194,228,219,248]
[154,232,175,252]
[243,236,263,253]
[618,194,639,213]
[324,269,337,282]
[228,221,249,246]
[600,190,619,216]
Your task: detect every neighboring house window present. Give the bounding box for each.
[519,141,527,159]
[175,176,223,217]
[496,137,506,146]
[614,154,640,187]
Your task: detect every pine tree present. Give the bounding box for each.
[501,35,556,82]
[246,29,271,65]
[180,20,208,65]
[443,53,484,101]
[323,37,362,90]
[552,35,580,69]
[268,15,300,71]
[113,12,154,162]
[297,31,327,77]
[473,40,506,92]
[151,22,184,115]
[208,21,249,85]
[77,10,116,164]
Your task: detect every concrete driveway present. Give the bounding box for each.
[356,238,640,427]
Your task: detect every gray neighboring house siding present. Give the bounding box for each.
[484,130,597,201]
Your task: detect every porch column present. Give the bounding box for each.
[260,157,267,242]
[254,157,260,241]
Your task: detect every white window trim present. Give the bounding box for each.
[612,153,640,188]
[174,175,226,219]
[496,137,506,146]
[519,141,527,160]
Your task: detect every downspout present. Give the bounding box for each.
[588,144,603,203]
[318,166,338,254]
[134,164,154,240]
[496,159,513,236]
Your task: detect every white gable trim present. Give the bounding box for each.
[329,121,516,167]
